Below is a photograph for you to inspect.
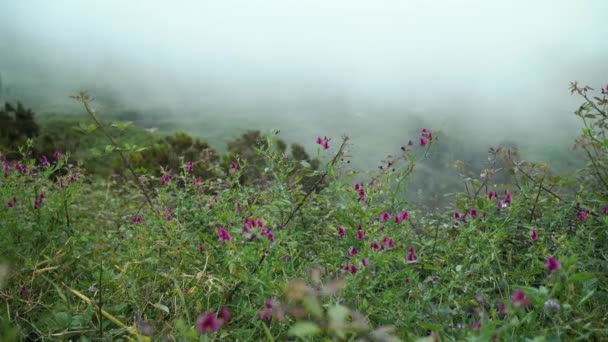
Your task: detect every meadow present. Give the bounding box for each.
[0,82,607,341]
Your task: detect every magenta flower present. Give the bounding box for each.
[470,321,481,333]
[603,205,608,215]
[498,200,508,209]
[230,161,238,173]
[131,215,143,224]
[370,241,383,251]
[316,136,330,149]
[354,183,361,191]
[380,212,391,221]
[53,150,62,160]
[488,191,498,200]
[242,223,252,233]
[218,227,232,242]
[19,285,27,297]
[187,161,194,173]
[160,174,170,187]
[348,247,359,256]
[469,208,478,218]
[576,209,590,221]
[381,237,395,249]
[420,137,428,147]
[267,231,275,243]
[421,128,433,140]
[337,226,346,237]
[258,299,274,320]
[602,84,608,94]
[7,201,13,208]
[221,307,231,323]
[356,225,365,240]
[546,256,560,273]
[512,289,530,308]
[349,265,358,274]
[504,192,512,204]
[406,247,416,263]
[453,211,462,219]
[361,258,370,267]
[399,211,409,221]
[531,229,538,241]
[40,155,50,167]
[236,202,242,213]
[197,312,220,333]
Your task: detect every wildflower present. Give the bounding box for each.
[19,285,27,297]
[349,265,358,274]
[160,174,170,187]
[406,247,416,263]
[221,307,231,323]
[399,211,409,221]
[348,247,359,256]
[512,289,530,308]
[497,302,507,316]
[470,321,481,333]
[498,200,508,209]
[370,241,383,251]
[164,207,173,221]
[602,84,608,95]
[503,192,512,204]
[488,191,498,200]
[337,226,346,237]
[132,215,143,224]
[603,205,608,214]
[354,183,361,191]
[420,137,428,147]
[577,209,590,221]
[54,150,62,160]
[469,208,478,218]
[40,155,50,167]
[236,202,242,213]
[546,256,560,273]
[316,136,330,149]
[197,312,220,333]
[356,225,365,240]
[198,243,204,253]
[453,211,462,219]
[361,258,370,267]
[242,223,252,233]
[183,288,189,294]
[421,128,433,141]
[187,161,194,173]
[380,212,390,221]
[218,227,232,242]
[267,231,275,243]
[89,286,97,293]
[381,237,395,249]
[259,299,273,320]
[544,299,561,314]
[7,201,14,208]
[34,193,45,210]
[531,229,538,241]
[230,161,238,172]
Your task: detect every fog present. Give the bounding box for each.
[1,0,607,169]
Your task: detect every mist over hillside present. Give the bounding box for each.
[1,0,607,171]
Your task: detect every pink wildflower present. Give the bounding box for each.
[356,225,365,240]
[512,289,530,308]
[19,285,27,297]
[577,209,590,221]
[131,215,143,224]
[469,208,478,218]
[230,161,238,173]
[54,150,62,160]
[531,229,538,241]
[40,155,50,167]
[221,307,231,323]
[380,212,390,221]
[603,205,608,214]
[349,265,358,274]
[420,137,428,147]
[381,237,395,249]
[488,191,498,200]
[370,241,383,251]
[197,312,220,333]
[187,161,194,173]
[160,174,170,187]
[453,211,462,219]
[546,256,560,273]
[406,247,416,263]
[337,226,346,237]
[218,227,232,242]
[361,258,370,267]
[602,84,608,94]
[316,136,330,149]
[348,247,359,256]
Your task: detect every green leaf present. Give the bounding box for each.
[288,321,321,337]
[303,297,323,319]
[153,303,170,314]
[569,272,595,283]
[87,124,97,132]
